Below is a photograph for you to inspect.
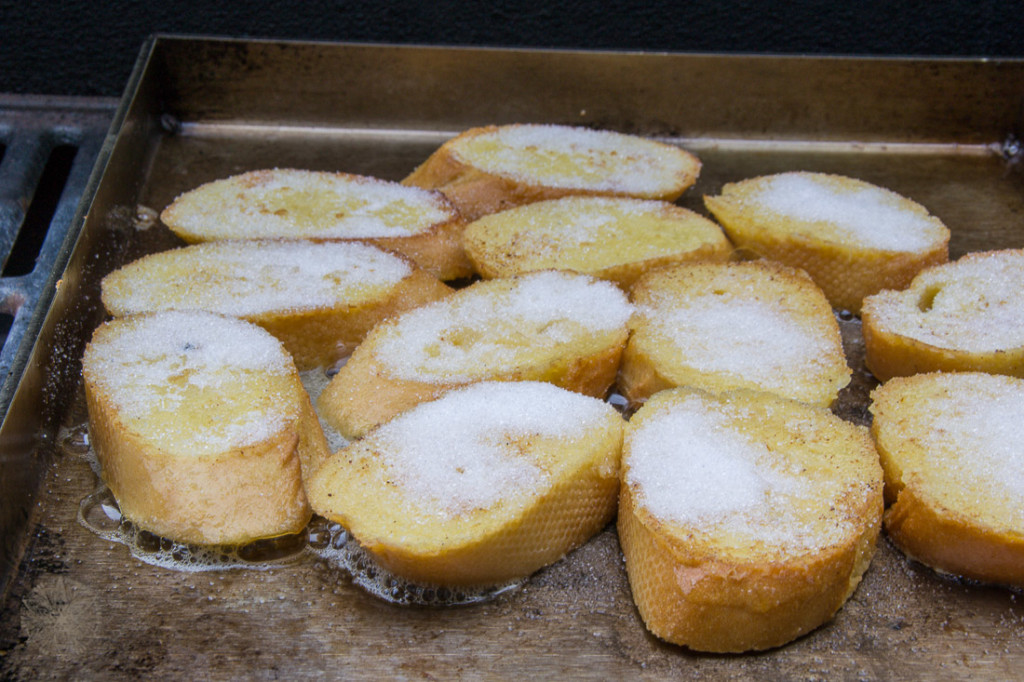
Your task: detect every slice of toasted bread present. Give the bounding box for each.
[704,172,950,313]
[82,310,331,546]
[462,195,732,289]
[618,387,883,652]
[869,372,1024,586]
[307,381,623,586]
[159,168,472,280]
[619,260,850,407]
[100,240,452,370]
[403,124,701,221]
[862,249,1024,381]
[317,270,633,439]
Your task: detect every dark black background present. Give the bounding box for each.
[2,0,1023,98]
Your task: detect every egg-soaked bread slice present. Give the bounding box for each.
[620,260,850,407]
[403,124,701,221]
[160,168,472,280]
[869,372,1024,587]
[101,240,452,370]
[462,196,731,289]
[82,310,331,546]
[618,387,883,653]
[704,172,949,313]
[317,270,633,439]
[862,249,1024,381]
[307,381,623,586]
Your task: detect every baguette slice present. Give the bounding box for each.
[869,372,1024,586]
[620,260,850,407]
[862,249,1024,381]
[160,168,472,280]
[704,172,950,313]
[82,310,331,546]
[403,124,701,221]
[307,381,624,586]
[101,240,452,370]
[462,196,731,289]
[618,387,883,653]
[318,270,633,439]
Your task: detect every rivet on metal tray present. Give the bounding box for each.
[1002,134,1022,165]
[159,113,182,135]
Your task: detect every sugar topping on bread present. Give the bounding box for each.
[103,240,414,318]
[864,249,1024,353]
[374,270,633,382]
[462,195,731,288]
[449,124,698,196]
[625,391,855,552]
[361,381,616,519]
[162,169,456,241]
[621,261,850,406]
[872,372,1024,527]
[741,172,944,251]
[84,310,296,453]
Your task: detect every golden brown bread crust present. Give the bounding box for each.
[869,372,1024,586]
[861,249,1024,381]
[82,311,331,546]
[618,388,883,652]
[462,196,731,290]
[619,260,851,407]
[307,381,623,586]
[159,168,473,280]
[403,124,701,221]
[704,172,950,313]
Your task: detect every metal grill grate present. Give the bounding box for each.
[0,95,115,409]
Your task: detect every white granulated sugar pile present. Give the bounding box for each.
[626,396,842,551]
[646,294,831,389]
[376,382,609,518]
[179,170,451,239]
[910,375,1024,524]
[873,251,1024,352]
[86,311,293,451]
[459,125,688,194]
[377,271,632,381]
[118,241,411,316]
[753,173,940,251]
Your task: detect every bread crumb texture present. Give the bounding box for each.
[870,372,1024,586]
[619,387,882,652]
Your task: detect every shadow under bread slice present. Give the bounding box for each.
[82,310,331,547]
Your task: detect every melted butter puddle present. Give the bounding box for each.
[63,421,522,606]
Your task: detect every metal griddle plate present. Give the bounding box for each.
[2,36,1024,679]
